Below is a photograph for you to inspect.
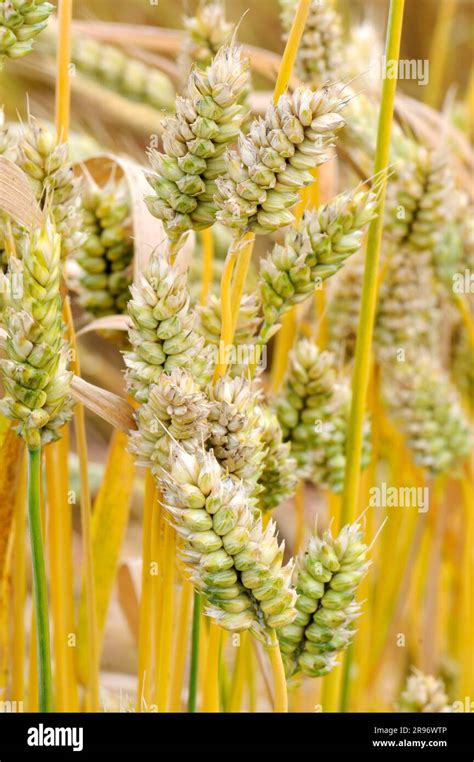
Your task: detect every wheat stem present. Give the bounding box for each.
[200,228,215,306]
[213,242,238,382]
[169,579,193,711]
[340,0,405,526]
[11,455,27,705]
[460,461,474,697]
[55,0,74,140]
[424,0,457,109]
[188,591,202,712]
[228,632,248,712]
[265,630,288,712]
[45,431,78,711]
[137,471,156,711]
[28,446,53,712]
[273,0,311,103]
[202,622,221,712]
[270,308,298,393]
[156,518,175,711]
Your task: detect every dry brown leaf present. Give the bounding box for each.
[76,314,131,337]
[71,375,136,433]
[0,157,43,229]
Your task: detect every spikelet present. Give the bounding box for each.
[381,353,472,475]
[198,291,261,376]
[259,187,377,337]
[180,1,233,78]
[124,247,212,403]
[257,408,298,512]
[309,383,372,495]
[0,221,73,448]
[275,339,336,473]
[71,35,175,111]
[384,148,452,251]
[327,254,364,366]
[160,447,297,637]
[145,45,250,242]
[0,0,53,64]
[207,375,265,490]
[279,0,343,87]
[18,117,83,259]
[276,340,371,490]
[399,669,451,713]
[216,85,347,234]
[278,522,369,678]
[129,368,211,474]
[376,248,440,360]
[75,175,133,318]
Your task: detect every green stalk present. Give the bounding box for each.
[340,0,405,527]
[28,447,53,712]
[187,591,202,712]
[339,0,405,712]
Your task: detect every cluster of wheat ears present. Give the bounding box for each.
[0,0,472,714]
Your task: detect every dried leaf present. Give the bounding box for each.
[0,157,43,229]
[76,314,131,338]
[71,375,136,433]
[0,427,24,575]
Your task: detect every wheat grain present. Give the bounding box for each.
[216,85,347,234]
[278,521,369,678]
[0,0,53,64]
[146,45,250,242]
[0,220,73,448]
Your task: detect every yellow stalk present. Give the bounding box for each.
[151,491,164,709]
[229,233,255,335]
[213,242,238,382]
[340,0,405,527]
[273,0,311,103]
[424,0,458,109]
[293,482,305,554]
[156,518,176,712]
[202,622,221,712]
[453,292,474,349]
[200,228,215,306]
[63,297,100,712]
[322,664,343,712]
[12,455,27,705]
[76,430,135,687]
[137,471,156,711]
[228,632,248,712]
[169,578,193,711]
[314,289,327,348]
[270,308,298,394]
[45,431,78,711]
[459,462,473,697]
[55,0,73,140]
[266,630,288,712]
[246,639,257,713]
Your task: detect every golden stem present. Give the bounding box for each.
[293,482,305,554]
[270,308,298,394]
[200,228,215,306]
[55,0,74,140]
[169,578,193,712]
[424,0,458,109]
[11,455,27,704]
[202,622,221,712]
[273,0,311,103]
[228,632,248,712]
[137,471,156,711]
[45,431,78,711]
[213,242,238,382]
[156,518,175,712]
[266,631,288,713]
